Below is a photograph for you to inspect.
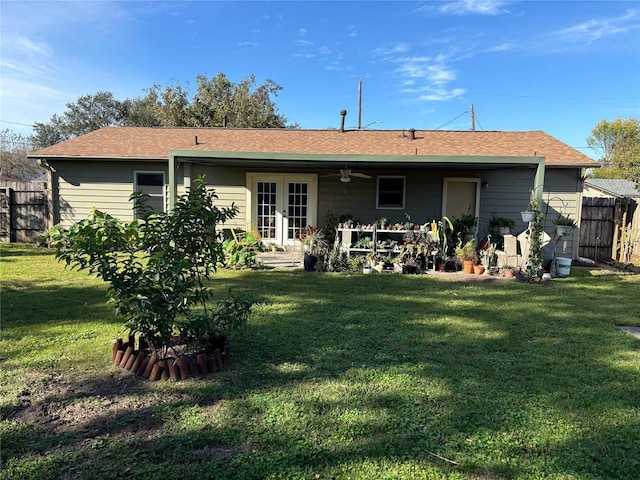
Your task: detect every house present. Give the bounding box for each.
[583,179,640,199]
[29,120,599,259]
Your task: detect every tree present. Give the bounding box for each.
[32,91,133,149]
[0,129,43,181]
[48,178,252,360]
[144,73,291,128]
[31,73,295,148]
[587,118,640,182]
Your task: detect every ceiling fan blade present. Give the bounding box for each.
[350,172,372,179]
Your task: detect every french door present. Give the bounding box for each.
[248,174,317,246]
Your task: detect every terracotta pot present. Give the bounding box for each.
[463,260,475,274]
[474,265,485,275]
[504,268,515,278]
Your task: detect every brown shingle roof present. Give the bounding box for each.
[30,126,598,166]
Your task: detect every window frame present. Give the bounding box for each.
[376,175,406,210]
[133,170,166,218]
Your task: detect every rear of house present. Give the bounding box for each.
[30,126,599,260]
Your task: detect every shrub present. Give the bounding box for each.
[48,177,249,359]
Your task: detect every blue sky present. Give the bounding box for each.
[1,0,639,158]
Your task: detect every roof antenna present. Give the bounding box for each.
[470,104,475,131]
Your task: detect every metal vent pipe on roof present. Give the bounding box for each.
[340,110,347,133]
[194,135,198,145]
[409,128,416,140]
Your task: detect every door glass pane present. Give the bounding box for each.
[256,182,277,240]
[287,182,308,240]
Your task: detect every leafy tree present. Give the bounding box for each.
[47,177,250,359]
[32,91,133,149]
[31,73,296,148]
[587,117,640,182]
[145,73,291,128]
[0,129,43,181]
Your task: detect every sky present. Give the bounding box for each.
[1,0,639,159]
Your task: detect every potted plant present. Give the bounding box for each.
[299,227,328,272]
[521,210,536,222]
[554,214,577,236]
[455,240,478,274]
[430,216,454,271]
[521,191,539,223]
[489,214,516,236]
[363,251,377,274]
[503,265,516,278]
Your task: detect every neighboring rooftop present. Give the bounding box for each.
[584,179,640,197]
[29,127,599,167]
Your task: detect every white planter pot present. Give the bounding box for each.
[521,211,536,222]
[556,225,573,236]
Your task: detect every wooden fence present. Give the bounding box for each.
[579,196,639,263]
[0,181,49,243]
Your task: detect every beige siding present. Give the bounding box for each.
[191,165,247,229]
[543,169,582,259]
[51,160,168,227]
[583,185,613,198]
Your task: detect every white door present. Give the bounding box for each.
[249,174,317,246]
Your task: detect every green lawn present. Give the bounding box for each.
[1,243,639,480]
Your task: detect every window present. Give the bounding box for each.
[377,176,405,209]
[134,171,165,217]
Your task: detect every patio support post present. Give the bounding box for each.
[169,153,177,210]
[534,159,546,204]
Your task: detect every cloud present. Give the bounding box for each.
[438,0,510,16]
[549,8,639,46]
[1,78,66,100]
[417,88,467,102]
[493,8,640,54]
[15,37,52,56]
[486,42,513,52]
[295,39,315,47]
[374,44,410,56]
[392,54,465,102]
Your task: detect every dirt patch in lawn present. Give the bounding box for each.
[11,368,186,442]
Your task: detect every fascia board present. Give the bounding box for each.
[170,149,545,166]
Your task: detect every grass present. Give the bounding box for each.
[1,242,640,479]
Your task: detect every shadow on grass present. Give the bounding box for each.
[2,267,640,479]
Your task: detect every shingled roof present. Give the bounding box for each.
[30,126,598,167]
[585,179,640,197]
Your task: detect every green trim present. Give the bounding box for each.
[170,149,544,166]
[534,163,546,204]
[169,153,177,208]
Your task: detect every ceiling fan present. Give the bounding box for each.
[324,168,372,183]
